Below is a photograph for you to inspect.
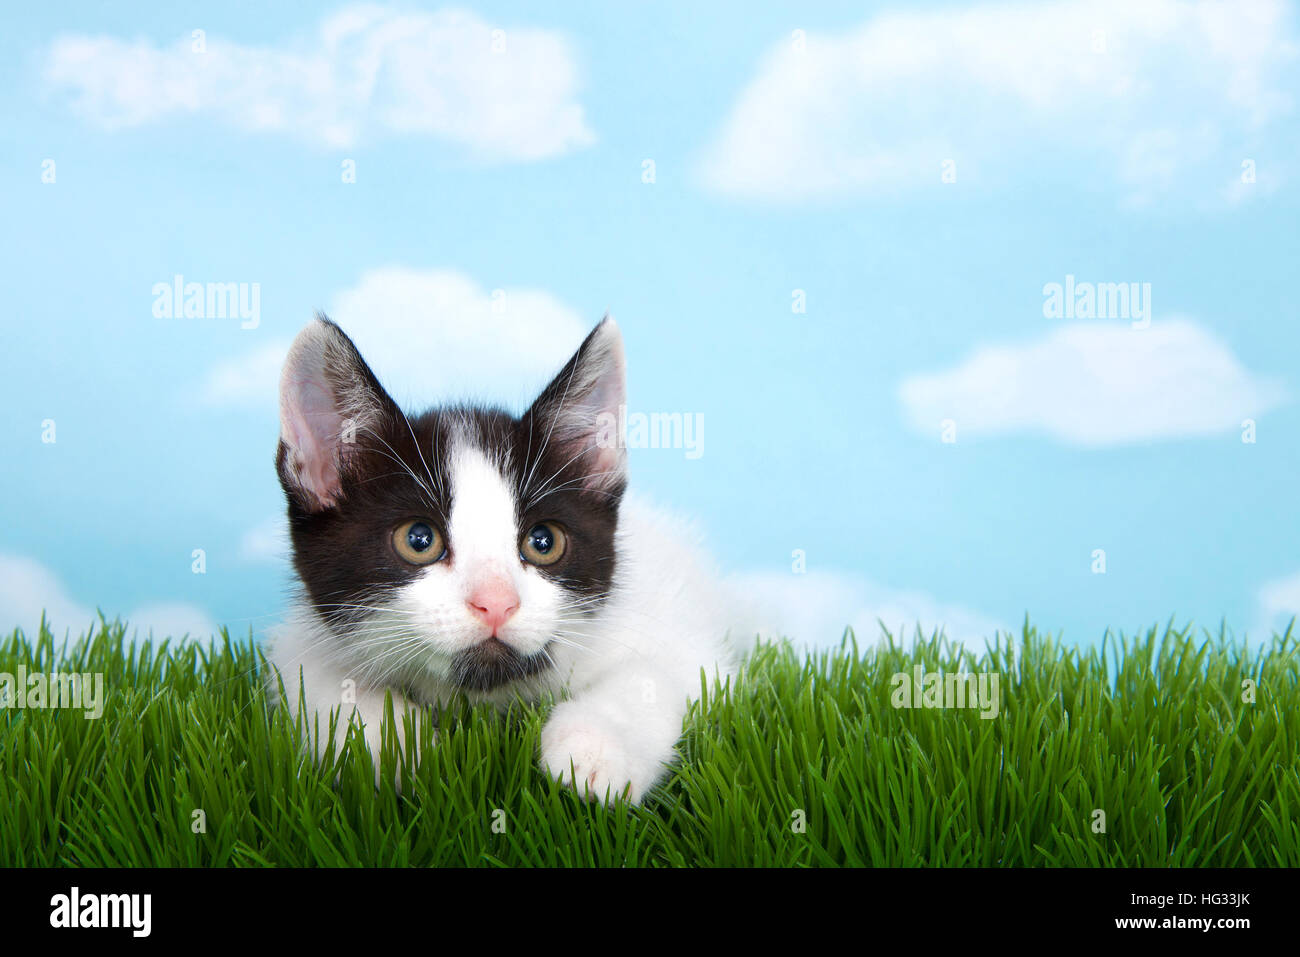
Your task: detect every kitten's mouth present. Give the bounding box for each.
[449,637,553,692]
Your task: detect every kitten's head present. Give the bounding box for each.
[276,314,627,694]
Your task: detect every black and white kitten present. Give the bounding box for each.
[265,315,738,803]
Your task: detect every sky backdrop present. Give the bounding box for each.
[2,0,1298,652]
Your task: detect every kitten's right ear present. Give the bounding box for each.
[277,315,397,513]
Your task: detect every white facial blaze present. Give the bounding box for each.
[447,445,521,584]
[393,437,565,669]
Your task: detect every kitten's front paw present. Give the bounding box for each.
[540,705,653,805]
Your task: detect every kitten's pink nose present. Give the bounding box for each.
[466,579,520,634]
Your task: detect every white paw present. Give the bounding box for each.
[540,706,650,804]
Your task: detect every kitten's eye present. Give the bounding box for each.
[392,519,445,565]
[520,522,567,567]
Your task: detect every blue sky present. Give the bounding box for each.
[2,0,1298,651]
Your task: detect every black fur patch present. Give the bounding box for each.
[449,638,555,692]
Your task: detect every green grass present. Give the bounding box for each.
[1,617,1297,866]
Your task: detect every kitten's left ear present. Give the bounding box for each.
[526,317,627,495]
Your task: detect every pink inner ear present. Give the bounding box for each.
[283,375,345,508]
[557,406,626,494]
[575,436,625,492]
[554,326,628,493]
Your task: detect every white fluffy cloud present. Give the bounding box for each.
[45,5,595,159]
[1258,570,1300,635]
[122,602,221,641]
[240,515,289,563]
[731,569,1008,655]
[0,553,218,642]
[700,0,1296,201]
[201,341,288,408]
[899,319,1285,445]
[201,266,592,410]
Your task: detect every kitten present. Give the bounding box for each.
[264,314,739,803]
